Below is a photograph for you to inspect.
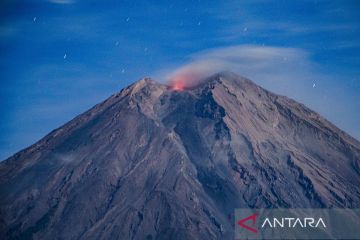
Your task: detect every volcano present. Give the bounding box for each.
[1,72,360,239]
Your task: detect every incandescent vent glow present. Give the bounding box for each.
[169,76,187,91]
[168,71,205,91]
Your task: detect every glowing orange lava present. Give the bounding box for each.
[170,77,186,91]
[172,82,185,91]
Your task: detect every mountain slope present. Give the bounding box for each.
[1,72,360,239]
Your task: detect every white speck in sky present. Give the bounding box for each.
[63,53,67,59]
[121,69,125,73]
[313,83,316,88]
[115,41,119,46]
[198,21,201,26]
[126,17,130,22]
[33,17,37,22]
[243,27,248,32]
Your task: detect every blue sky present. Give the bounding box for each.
[1,0,360,160]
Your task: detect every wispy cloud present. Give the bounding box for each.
[207,1,359,44]
[157,45,311,85]
[48,0,75,4]
[223,21,357,36]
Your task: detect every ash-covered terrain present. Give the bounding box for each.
[1,72,360,239]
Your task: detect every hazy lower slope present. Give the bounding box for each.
[1,72,360,240]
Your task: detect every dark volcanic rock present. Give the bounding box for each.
[1,72,360,239]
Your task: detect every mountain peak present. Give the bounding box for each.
[122,72,258,95]
[167,71,260,93]
[130,77,160,90]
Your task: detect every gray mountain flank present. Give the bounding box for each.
[1,72,359,239]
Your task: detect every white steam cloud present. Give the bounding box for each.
[48,0,75,4]
[158,44,312,89]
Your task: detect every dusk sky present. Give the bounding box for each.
[1,0,360,160]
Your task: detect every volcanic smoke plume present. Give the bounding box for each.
[168,61,234,91]
[1,72,360,240]
[166,45,309,91]
[167,65,214,90]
